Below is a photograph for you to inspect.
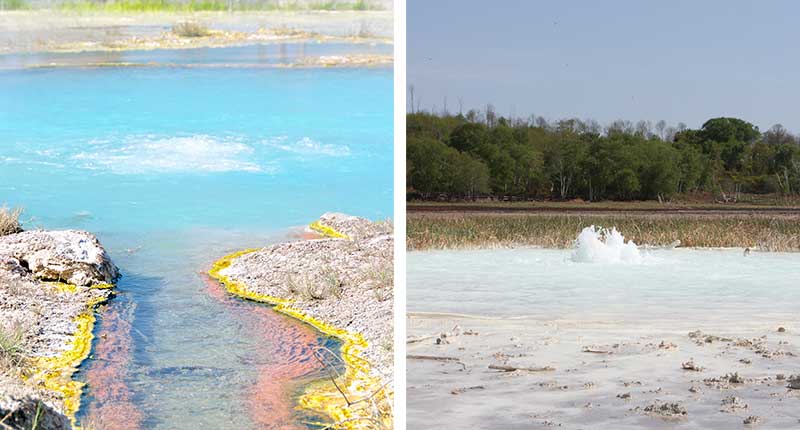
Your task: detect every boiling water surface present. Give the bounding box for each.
[408,247,800,321]
[0,47,391,429]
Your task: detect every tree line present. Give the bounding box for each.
[407,108,800,202]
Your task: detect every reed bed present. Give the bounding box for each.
[408,213,800,252]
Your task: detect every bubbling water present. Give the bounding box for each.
[571,225,642,264]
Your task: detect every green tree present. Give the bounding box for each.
[700,117,760,144]
[613,168,640,200]
[449,122,487,153]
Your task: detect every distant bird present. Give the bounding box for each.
[744,247,751,256]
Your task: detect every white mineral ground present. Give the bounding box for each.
[0,10,393,54]
[407,314,800,429]
[220,212,394,383]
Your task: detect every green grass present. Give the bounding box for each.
[60,0,226,12]
[31,401,43,430]
[0,325,25,358]
[0,323,27,379]
[310,0,371,10]
[408,212,800,251]
[0,0,29,10]
[55,0,382,12]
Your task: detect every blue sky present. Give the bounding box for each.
[408,0,799,132]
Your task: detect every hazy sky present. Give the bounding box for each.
[408,0,800,132]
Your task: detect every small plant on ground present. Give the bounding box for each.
[362,263,392,301]
[0,324,25,358]
[314,266,344,300]
[372,286,392,302]
[288,268,343,300]
[31,401,43,430]
[172,22,211,38]
[0,205,22,237]
[0,323,27,376]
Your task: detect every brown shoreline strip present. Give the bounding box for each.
[408,204,800,215]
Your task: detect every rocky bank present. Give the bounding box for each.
[210,212,393,429]
[0,229,118,429]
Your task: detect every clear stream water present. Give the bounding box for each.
[0,45,392,429]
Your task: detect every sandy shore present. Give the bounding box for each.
[0,229,118,428]
[0,10,393,55]
[209,213,394,429]
[407,313,800,429]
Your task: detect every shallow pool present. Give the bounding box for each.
[408,247,800,321]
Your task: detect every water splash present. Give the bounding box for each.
[71,135,266,174]
[571,225,641,264]
[264,136,351,157]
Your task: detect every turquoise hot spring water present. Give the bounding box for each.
[0,45,392,429]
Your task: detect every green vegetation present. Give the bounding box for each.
[0,323,27,379]
[55,0,381,12]
[0,324,25,360]
[408,109,800,203]
[0,0,29,10]
[0,206,22,237]
[408,213,800,251]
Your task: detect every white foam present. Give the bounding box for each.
[571,225,642,264]
[266,136,350,157]
[71,135,265,174]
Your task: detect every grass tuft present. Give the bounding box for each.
[172,21,211,37]
[363,263,392,301]
[0,323,28,378]
[286,267,344,301]
[0,324,25,358]
[0,205,23,237]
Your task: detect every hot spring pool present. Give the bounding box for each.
[0,46,392,429]
[408,245,800,322]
